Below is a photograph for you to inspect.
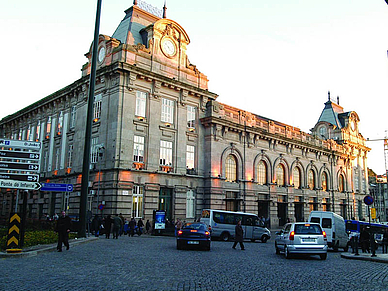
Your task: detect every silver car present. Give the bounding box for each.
[275,222,328,260]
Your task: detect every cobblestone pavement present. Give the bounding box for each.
[1,235,388,291]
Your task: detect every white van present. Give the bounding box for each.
[200,209,271,243]
[308,211,349,251]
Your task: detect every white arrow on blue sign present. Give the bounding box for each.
[40,183,73,192]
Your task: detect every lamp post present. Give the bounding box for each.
[79,0,102,238]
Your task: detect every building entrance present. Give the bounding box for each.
[294,203,304,222]
[277,202,287,227]
[159,188,172,221]
[258,201,270,227]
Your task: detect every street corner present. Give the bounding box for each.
[341,252,388,264]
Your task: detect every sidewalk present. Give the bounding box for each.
[0,236,98,258]
[341,252,388,264]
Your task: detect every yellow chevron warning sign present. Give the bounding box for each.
[6,213,21,251]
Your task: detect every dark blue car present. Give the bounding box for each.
[177,222,211,251]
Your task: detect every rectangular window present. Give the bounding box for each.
[54,148,60,171]
[35,121,41,141]
[161,98,174,124]
[135,91,147,117]
[67,144,73,169]
[57,111,63,135]
[46,116,51,139]
[159,140,172,166]
[132,185,144,218]
[90,137,99,164]
[186,190,195,218]
[133,136,145,163]
[26,125,32,141]
[70,105,76,128]
[187,105,196,129]
[93,94,102,121]
[186,145,195,170]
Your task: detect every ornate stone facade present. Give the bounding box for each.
[0,2,369,227]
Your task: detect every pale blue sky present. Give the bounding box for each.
[1,0,388,174]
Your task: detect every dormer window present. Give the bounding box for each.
[319,126,327,139]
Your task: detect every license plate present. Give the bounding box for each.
[188,241,199,244]
[302,238,315,242]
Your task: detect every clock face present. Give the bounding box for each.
[161,38,176,57]
[98,46,106,63]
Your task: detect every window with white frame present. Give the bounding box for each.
[133,135,145,163]
[186,145,195,170]
[93,93,102,121]
[26,125,32,141]
[160,140,172,166]
[354,169,359,192]
[57,111,63,135]
[132,185,143,218]
[90,137,99,164]
[70,105,76,128]
[35,120,41,141]
[54,148,60,171]
[135,91,147,118]
[46,116,51,138]
[161,98,174,124]
[186,190,195,218]
[187,105,196,129]
[67,144,73,169]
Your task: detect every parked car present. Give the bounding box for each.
[177,222,211,251]
[308,211,348,251]
[275,222,328,260]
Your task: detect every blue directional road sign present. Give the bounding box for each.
[40,183,73,192]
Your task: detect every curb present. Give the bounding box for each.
[0,237,98,259]
[341,253,388,264]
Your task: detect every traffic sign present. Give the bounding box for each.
[98,204,105,210]
[371,207,377,220]
[40,183,73,192]
[0,161,40,172]
[0,139,41,150]
[0,173,39,182]
[0,179,41,190]
[0,150,40,160]
[364,195,374,206]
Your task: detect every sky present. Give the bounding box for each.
[1,0,388,174]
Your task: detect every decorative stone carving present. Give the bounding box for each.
[127,73,137,91]
[153,80,161,99]
[180,89,188,106]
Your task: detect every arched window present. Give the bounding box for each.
[257,161,267,185]
[308,170,315,190]
[339,174,345,193]
[225,155,237,182]
[293,167,301,189]
[276,164,285,186]
[322,172,328,192]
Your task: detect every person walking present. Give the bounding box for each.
[145,219,151,234]
[55,210,72,252]
[112,214,122,239]
[232,219,245,250]
[129,217,136,237]
[119,213,125,236]
[137,218,144,236]
[104,215,113,239]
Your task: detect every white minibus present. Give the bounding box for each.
[200,209,271,243]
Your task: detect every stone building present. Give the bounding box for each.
[0,1,370,227]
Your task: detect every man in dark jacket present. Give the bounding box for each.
[232,219,245,250]
[112,214,122,239]
[55,211,72,252]
[129,217,136,237]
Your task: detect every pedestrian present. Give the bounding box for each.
[53,213,59,220]
[137,218,144,236]
[145,219,151,234]
[382,230,388,254]
[119,213,125,236]
[112,214,122,239]
[175,218,182,237]
[91,215,101,237]
[55,210,72,252]
[360,227,370,253]
[232,219,245,250]
[104,215,113,239]
[129,217,136,237]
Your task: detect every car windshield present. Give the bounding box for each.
[294,224,322,234]
[183,223,206,231]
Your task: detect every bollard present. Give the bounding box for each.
[355,235,359,256]
[370,234,377,257]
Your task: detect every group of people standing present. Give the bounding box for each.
[91,214,152,238]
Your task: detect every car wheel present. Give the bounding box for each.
[284,246,291,259]
[177,241,182,250]
[220,232,230,242]
[261,235,268,243]
[320,253,327,260]
[275,243,280,255]
[205,245,211,251]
